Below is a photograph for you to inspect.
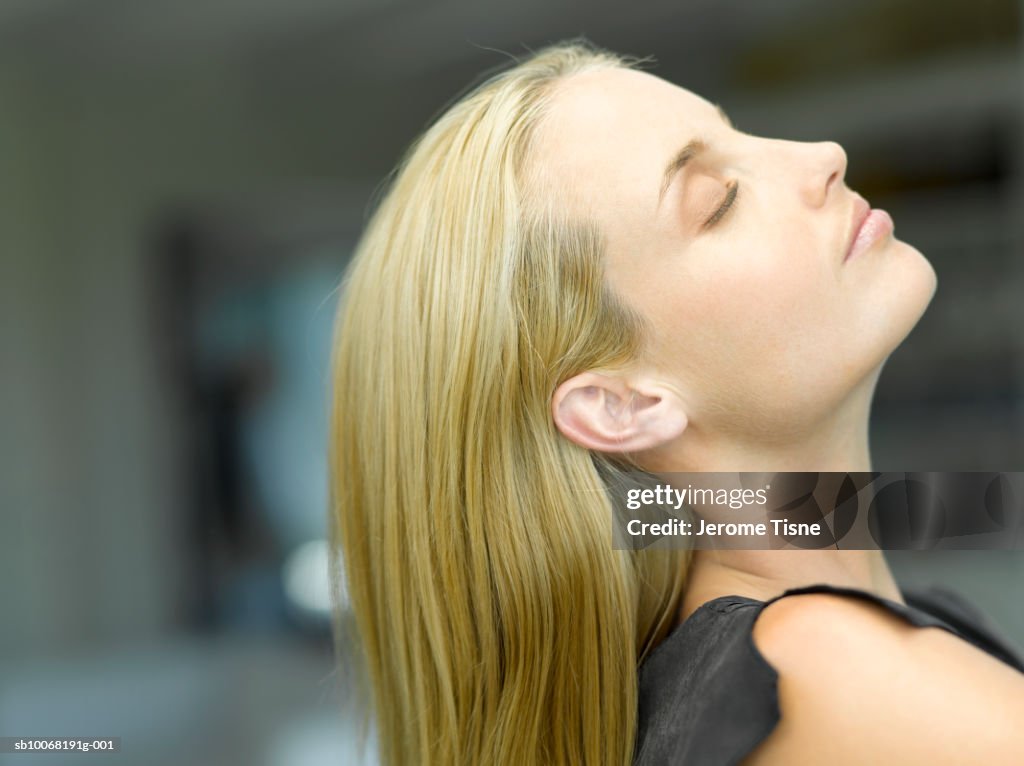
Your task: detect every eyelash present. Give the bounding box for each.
[703,180,739,228]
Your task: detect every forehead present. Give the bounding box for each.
[533,68,718,222]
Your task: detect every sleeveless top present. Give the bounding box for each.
[633,583,1024,766]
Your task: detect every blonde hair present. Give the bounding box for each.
[329,38,694,766]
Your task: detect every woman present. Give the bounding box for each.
[328,38,1024,765]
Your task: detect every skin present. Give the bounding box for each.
[541,68,1024,762]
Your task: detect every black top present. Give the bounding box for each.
[633,583,1024,766]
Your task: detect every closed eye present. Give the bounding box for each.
[703,180,739,229]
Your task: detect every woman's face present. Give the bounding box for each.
[537,68,937,440]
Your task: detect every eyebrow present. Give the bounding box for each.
[657,104,734,208]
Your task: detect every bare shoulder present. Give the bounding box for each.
[742,592,1024,766]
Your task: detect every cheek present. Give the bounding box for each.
[653,245,849,425]
[662,239,827,365]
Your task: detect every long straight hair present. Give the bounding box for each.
[329,39,694,766]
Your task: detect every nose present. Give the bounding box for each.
[799,141,847,208]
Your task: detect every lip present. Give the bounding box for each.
[843,195,894,263]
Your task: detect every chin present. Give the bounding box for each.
[901,240,938,310]
[880,240,938,351]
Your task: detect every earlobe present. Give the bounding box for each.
[551,372,688,454]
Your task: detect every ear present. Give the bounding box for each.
[551,371,688,453]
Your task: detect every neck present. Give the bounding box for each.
[662,376,903,624]
[665,379,876,473]
[677,548,903,626]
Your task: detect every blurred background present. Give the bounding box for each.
[1,0,1022,763]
